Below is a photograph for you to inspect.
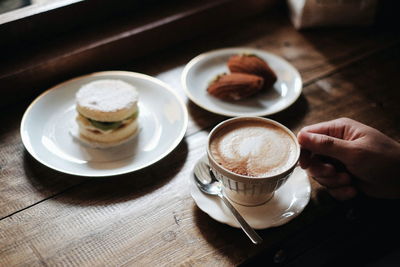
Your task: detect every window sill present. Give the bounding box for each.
[1,0,278,106]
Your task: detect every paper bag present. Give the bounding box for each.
[287,0,378,29]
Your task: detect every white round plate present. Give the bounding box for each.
[21,71,188,177]
[182,47,302,117]
[190,157,311,229]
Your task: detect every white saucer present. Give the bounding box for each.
[190,157,311,229]
[20,71,188,177]
[182,47,302,117]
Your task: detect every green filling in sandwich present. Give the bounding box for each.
[86,110,138,131]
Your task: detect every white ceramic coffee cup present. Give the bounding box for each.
[207,117,300,206]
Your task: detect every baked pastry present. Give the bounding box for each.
[207,73,264,101]
[207,53,277,101]
[227,54,277,90]
[75,79,139,147]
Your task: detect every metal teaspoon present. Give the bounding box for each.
[193,160,263,245]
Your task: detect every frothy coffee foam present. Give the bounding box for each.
[210,121,297,177]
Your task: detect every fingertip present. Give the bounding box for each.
[297,130,311,148]
[298,131,348,160]
[299,160,309,169]
[299,148,311,169]
[298,131,327,150]
[306,162,337,179]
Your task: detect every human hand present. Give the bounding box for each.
[297,118,400,200]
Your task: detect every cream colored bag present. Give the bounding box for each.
[287,0,378,29]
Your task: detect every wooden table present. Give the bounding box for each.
[1,9,400,266]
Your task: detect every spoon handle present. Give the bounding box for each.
[218,193,263,245]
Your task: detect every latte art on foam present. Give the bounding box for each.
[210,122,297,177]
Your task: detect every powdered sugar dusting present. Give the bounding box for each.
[76,79,138,112]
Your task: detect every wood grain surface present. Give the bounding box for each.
[1,9,399,266]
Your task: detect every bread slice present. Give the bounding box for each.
[76,114,138,144]
[76,79,138,122]
[75,79,139,147]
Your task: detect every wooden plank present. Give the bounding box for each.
[1,43,399,266]
[287,44,400,138]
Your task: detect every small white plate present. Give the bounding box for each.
[21,71,188,177]
[182,47,302,117]
[190,157,311,229]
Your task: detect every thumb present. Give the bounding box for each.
[297,130,351,160]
